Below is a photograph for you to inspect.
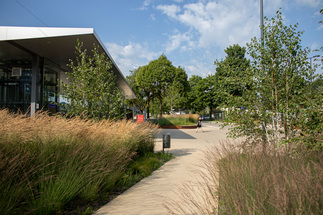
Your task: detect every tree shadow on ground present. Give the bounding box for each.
[156,128,196,140]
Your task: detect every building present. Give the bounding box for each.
[0,26,136,115]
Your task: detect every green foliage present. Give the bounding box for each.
[148,54,176,117]
[116,152,174,190]
[214,44,251,107]
[187,75,214,113]
[166,66,190,113]
[136,65,154,118]
[187,75,203,112]
[218,10,322,149]
[60,40,125,119]
[126,68,146,116]
[135,54,189,118]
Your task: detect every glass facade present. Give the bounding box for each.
[43,60,59,114]
[0,43,59,114]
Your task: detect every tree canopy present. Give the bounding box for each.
[135,54,189,118]
[214,44,251,107]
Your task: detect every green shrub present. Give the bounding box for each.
[116,152,174,190]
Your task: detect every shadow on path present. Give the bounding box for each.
[156,128,196,140]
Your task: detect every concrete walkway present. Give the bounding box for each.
[95,122,229,215]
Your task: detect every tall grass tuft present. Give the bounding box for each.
[0,109,157,214]
[165,141,323,214]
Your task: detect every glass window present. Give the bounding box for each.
[0,59,34,113]
[43,60,59,114]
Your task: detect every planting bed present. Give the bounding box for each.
[159,125,197,129]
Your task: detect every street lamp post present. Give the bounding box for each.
[260,0,264,44]
[259,0,267,149]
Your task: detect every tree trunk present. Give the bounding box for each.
[284,58,292,141]
[171,97,173,115]
[159,97,162,118]
[132,100,135,120]
[146,96,150,119]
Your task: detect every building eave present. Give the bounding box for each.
[0,26,136,99]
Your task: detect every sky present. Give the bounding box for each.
[0,0,322,78]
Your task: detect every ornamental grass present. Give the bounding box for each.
[0,109,158,214]
[166,141,323,214]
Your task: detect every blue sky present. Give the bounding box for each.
[1,0,322,78]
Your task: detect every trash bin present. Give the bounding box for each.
[163,133,171,153]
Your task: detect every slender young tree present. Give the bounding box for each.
[222,10,318,149]
[60,40,124,119]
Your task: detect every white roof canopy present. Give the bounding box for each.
[0,26,136,99]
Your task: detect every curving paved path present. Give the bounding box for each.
[94,122,229,215]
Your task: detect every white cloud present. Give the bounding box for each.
[156,4,181,19]
[264,0,283,14]
[165,30,195,52]
[150,13,156,21]
[310,41,321,51]
[184,60,214,78]
[138,0,154,10]
[295,0,323,8]
[105,42,159,76]
[157,1,263,51]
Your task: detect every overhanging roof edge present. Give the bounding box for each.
[92,30,136,99]
[0,26,95,41]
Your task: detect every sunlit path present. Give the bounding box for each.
[95,122,229,215]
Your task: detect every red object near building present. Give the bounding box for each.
[137,115,144,123]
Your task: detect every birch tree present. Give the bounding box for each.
[222,10,319,149]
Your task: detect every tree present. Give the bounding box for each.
[148,54,175,118]
[187,75,213,113]
[222,10,320,149]
[60,40,124,119]
[135,65,154,118]
[187,75,203,113]
[166,66,190,114]
[126,68,145,118]
[214,44,251,107]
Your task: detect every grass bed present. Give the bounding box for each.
[0,109,164,215]
[216,145,323,214]
[165,142,323,215]
[152,114,199,126]
[60,152,173,214]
